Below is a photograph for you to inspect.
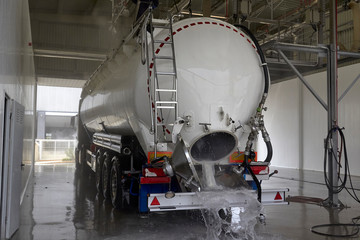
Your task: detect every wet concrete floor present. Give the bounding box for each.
[11,163,360,240]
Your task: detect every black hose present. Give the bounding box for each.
[242,156,262,202]
[324,127,348,194]
[264,141,273,163]
[150,155,168,166]
[237,25,270,94]
[311,223,360,238]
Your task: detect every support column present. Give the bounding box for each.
[37,111,46,139]
[327,0,339,207]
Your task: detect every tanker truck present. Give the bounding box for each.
[76,6,288,213]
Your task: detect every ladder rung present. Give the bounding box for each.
[155,56,173,60]
[156,71,176,76]
[156,101,177,104]
[156,89,177,92]
[154,40,173,44]
[157,106,175,109]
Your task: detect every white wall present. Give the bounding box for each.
[37,86,81,112]
[258,63,360,176]
[0,0,36,163]
[0,0,36,235]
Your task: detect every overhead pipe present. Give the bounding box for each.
[33,49,106,62]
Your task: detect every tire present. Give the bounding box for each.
[102,153,112,199]
[110,157,123,209]
[75,148,80,169]
[95,150,104,193]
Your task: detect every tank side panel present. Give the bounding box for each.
[80,42,140,136]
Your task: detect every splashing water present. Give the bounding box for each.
[196,189,262,240]
[187,162,286,239]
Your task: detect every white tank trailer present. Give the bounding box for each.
[77,13,276,212]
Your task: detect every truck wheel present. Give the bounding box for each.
[102,153,112,199]
[95,150,104,193]
[110,157,123,209]
[75,148,80,168]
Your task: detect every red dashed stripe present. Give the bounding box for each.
[177,28,183,32]
[165,37,170,41]
[197,22,203,24]
[172,32,176,35]
[190,23,196,26]
[219,23,224,27]
[149,63,153,69]
[247,39,251,44]
[205,21,210,24]
[233,29,238,33]
[184,25,189,29]
[252,44,256,49]
[226,26,231,29]
[212,22,217,25]
[166,129,171,134]
[155,48,160,54]
[240,33,245,37]
[157,117,162,122]
[160,43,164,47]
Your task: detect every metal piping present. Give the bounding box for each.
[273,42,328,54]
[33,49,106,61]
[277,49,328,111]
[325,0,340,207]
[338,51,360,58]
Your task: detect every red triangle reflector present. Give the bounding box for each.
[151,197,160,206]
[274,192,282,200]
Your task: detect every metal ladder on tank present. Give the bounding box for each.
[146,14,179,159]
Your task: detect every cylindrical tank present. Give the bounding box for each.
[80,17,265,162]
